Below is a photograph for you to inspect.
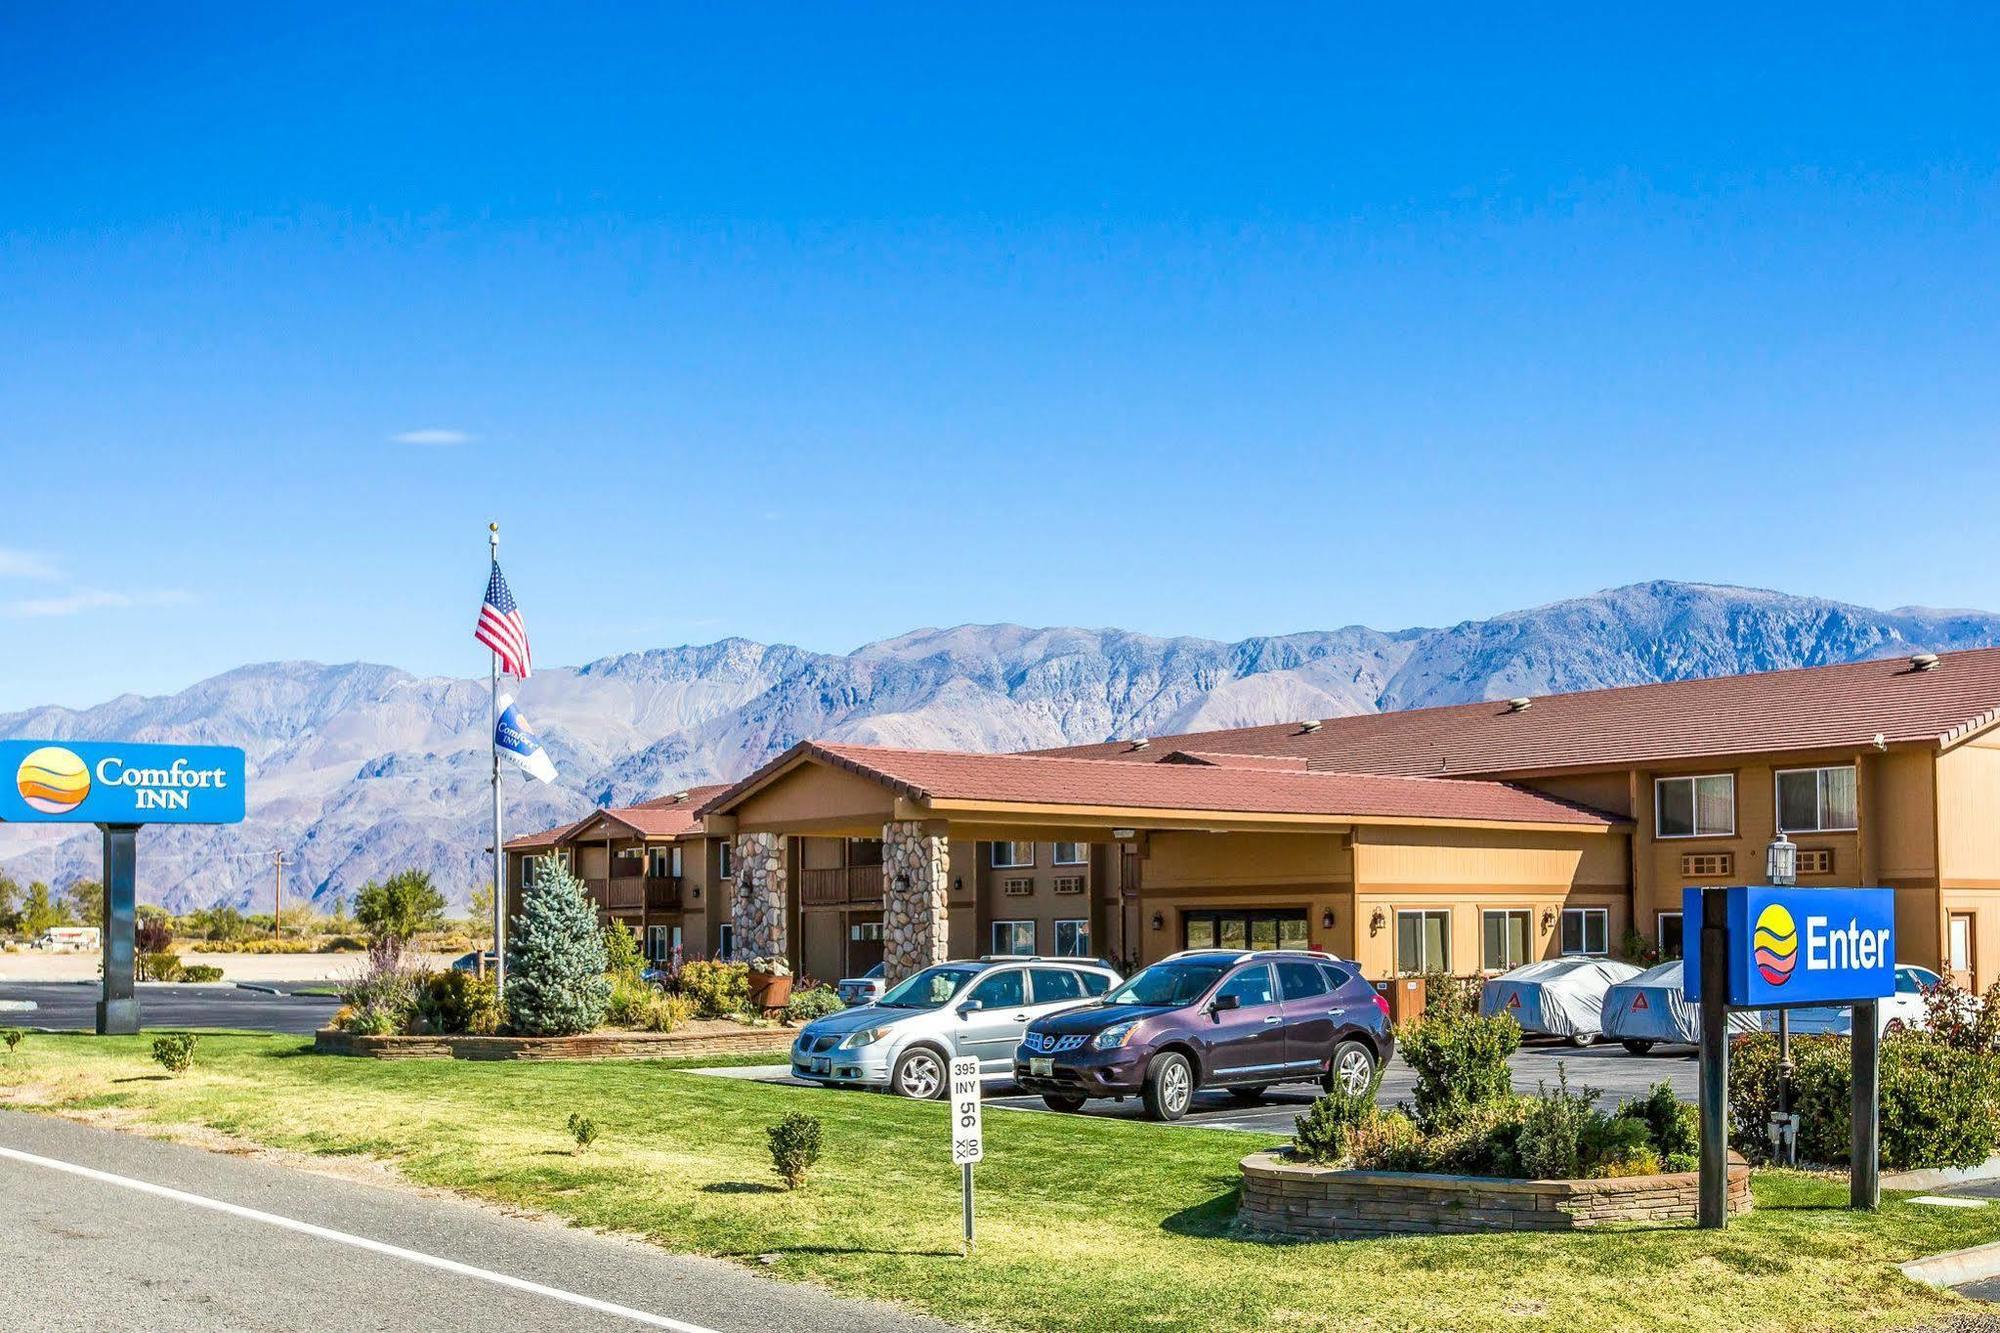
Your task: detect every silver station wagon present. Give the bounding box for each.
[791,956,1120,1099]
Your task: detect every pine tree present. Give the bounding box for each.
[505,856,610,1036]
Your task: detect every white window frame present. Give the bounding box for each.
[1395,909,1451,974]
[991,842,1035,869]
[1774,764,1859,834]
[1480,908,1532,972]
[1054,919,1090,957]
[717,841,734,879]
[1052,842,1088,865]
[1654,773,1736,839]
[1561,906,1609,957]
[991,919,1036,955]
[716,922,735,959]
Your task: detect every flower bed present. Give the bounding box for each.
[1238,1150,1752,1237]
[314,1017,792,1062]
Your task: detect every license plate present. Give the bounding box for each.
[810,1057,831,1075]
[1030,1057,1054,1076]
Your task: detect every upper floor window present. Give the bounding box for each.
[717,840,734,879]
[1655,774,1735,839]
[1052,842,1087,865]
[1776,765,1858,833]
[991,841,1035,869]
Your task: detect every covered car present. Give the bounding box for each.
[1601,960,1761,1054]
[1480,957,1641,1046]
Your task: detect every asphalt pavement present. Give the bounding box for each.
[0,982,341,1034]
[0,1110,958,1332]
[702,1036,1702,1135]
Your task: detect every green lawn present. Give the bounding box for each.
[2,1033,1996,1331]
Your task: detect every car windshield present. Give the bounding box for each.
[877,965,980,1009]
[1104,960,1229,1007]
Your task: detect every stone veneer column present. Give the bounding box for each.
[730,832,788,961]
[882,820,950,984]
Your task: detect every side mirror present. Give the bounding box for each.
[958,1000,984,1017]
[1211,993,1241,1013]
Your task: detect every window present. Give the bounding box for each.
[1275,960,1329,1002]
[849,920,884,942]
[990,920,1036,955]
[716,922,735,959]
[1682,852,1734,879]
[967,968,1025,1009]
[1182,908,1309,952]
[1054,919,1091,957]
[646,847,678,878]
[1002,877,1034,897]
[718,841,734,879]
[1482,909,1531,971]
[1051,876,1084,895]
[1776,765,1858,833]
[1053,842,1087,865]
[991,842,1035,869]
[1657,911,1684,960]
[1028,967,1084,1004]
[646,925,673,962]
[1796,848,1834,876]
[1396,910,1451,974]
[1655,774,1735,838]
[1217,964,1276,1008]
[1078,969,1111,997]
[1561,907,1609,957]
[847,837,884,867]
[1951,914,1975,976]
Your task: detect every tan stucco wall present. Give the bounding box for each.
[728,762,897,833]
[1939,736,2000,883]
[1140,831,1351,889]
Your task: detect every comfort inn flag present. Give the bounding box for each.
[494,694,557,784]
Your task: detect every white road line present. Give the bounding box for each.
[0,1144,718,1332]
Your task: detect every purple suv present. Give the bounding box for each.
[1012,949,1393,1121]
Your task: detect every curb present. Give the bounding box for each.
[232,983,281,995]
[1883,1155,2000,1193]
[1903,1240,2000,1289]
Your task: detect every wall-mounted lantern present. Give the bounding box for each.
[1369,906,1386,936]
[1767,832,1798,887]
[1320,908,1336,930]
[1540,907,1557,935]
[1150,911,1165,931]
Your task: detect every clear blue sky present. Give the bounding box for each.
[4,6,1998,710]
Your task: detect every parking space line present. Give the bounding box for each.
[0,1145,718,1332]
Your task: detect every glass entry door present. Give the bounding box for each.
[1182,908,1308,953]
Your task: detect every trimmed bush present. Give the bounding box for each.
[768,1111,823,1189]
[679,960,750,1020]
[783,985,846,1024]
[505,858,610,1036]
[1293,1059,1385,1165]
[138,951,183,982]
[416,969,501,1035]
[604,975,688,1031]
[177,964,224,983]
[1398,1008,1521,1132]
[151,1033,199,1075]
[1619,1080,1698,1172]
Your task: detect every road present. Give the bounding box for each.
[0,982,341,1035]
[0,1111,957,1332]
[703,1037,1702,1135]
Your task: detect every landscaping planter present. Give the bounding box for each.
[1237,1150,1752,1237]
[314,1018,792,1062]
[747,971,793,1014]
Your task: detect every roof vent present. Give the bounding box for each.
[1129,738,1150,751]
[1505,697,1533,713]
[1300,720,1322,733]
[670,790,690,802]
[1911,653,1940,673]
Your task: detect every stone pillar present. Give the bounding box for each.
[730,832,787,961]
[883,820,950,984]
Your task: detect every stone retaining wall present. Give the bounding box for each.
[1238,1151,1752,1237]
[314,1021,792,1062]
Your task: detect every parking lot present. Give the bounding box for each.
[699,1037,1701,1134]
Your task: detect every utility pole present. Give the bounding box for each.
[272,850,293,938]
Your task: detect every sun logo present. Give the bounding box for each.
[1753,903,1798,986]
[16,745,90,814]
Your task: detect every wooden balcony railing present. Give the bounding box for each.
[800,864,884,906]
[586,875,681,913]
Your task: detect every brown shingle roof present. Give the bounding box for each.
[710,741,1618,827]
[1034,647,2000,777]
[503,819,581,851]
[513,783,732,848]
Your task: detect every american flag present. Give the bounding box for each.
[476,561,532,679]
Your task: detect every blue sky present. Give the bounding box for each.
[3,5,1998,710]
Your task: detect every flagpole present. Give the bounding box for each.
[489,521,506,992]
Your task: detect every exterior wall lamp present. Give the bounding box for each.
[1369,907,1386,936]
[1150,911,1165,931]
[1767,831,1798,887]
[1320,908,1335,930]
[1540,907,1557,935]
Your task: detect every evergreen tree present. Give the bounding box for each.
[505,856,609,1036]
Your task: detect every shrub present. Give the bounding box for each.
[602,921,645,984]
[1292,1059,1385,1165]
[1617,1080,1699,1172]
[2,1029,21,1053]
[679,960,751,1019]
[1515,1068,1596,1179]
[567,1112,598,1155]
[177,964,224,984]
[138,951,184,982]
[1416,971,1484,1023]
[783,985,846,1024]
[135,916,174,955]
[505,859,610,1036]
[1730,1031,2000,1170]
[658,993,697,1030]
[355,869,448,942]
[1342,1109,1424,1170]
[151,1033,199,1075]
[605,974,687,1031]
[1398,1008,1521,1132]
[416,970,501,1035]
[325,935,367,952]
[768,1111,822,1189]
[337,937,422,1035]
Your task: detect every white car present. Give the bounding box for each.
[834,963,885,1007]
[1776,965,1942,1037]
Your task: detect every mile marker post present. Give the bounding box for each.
[949,1055,983,1256]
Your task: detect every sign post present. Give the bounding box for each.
[949,1055,983,1256]
[0,741,247,1035]
[1686,884,1895,1228]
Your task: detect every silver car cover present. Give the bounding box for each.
[1480,958,1642,1038]
[1600,960,1761,1045]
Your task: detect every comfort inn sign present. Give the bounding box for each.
[1682,884,1896,1008]
[0,740,246,826]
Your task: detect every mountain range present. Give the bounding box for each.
[5,580,1999,912]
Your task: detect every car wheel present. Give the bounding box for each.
[1041,1094,1087,1112]
[1227,1085,1270,1104]
[1142,1051,1194,1121]
[890,1046,948,1100]
[1324,1040,1377,1097]
[1621,1040,1656,1056]
[1569,1032,1598,1049]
